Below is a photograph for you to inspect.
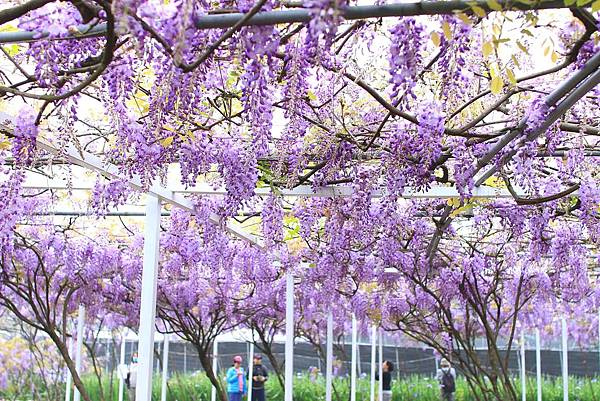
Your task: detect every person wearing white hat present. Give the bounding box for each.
[436,359,456,401]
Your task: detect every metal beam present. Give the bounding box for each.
[0,0,572,44]
[21,174,537,199]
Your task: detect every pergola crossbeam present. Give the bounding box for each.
[0,0,575,44]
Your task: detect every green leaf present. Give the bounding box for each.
[576,0,592,5]
[592,0,600,12]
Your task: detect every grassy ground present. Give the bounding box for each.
[77,374,600,401]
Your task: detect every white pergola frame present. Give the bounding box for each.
[3,16,599,397]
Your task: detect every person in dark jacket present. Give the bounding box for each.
[247,354,268,401]
[375,360,394,401]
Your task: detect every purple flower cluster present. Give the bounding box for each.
[12,106,38,166]
[388,18,425,103]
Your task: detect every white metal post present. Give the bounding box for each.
[536,328,542,401]
[118,336,126,401]
[562,318,568,401]
[211,338,219,401]
[521,332,526,401]
[248,342,255,401]
[325,310,334,401]
[74,305,86,401]
[284,271,294,401]
[350,314,357,401]
[65,338,74,401]
[378,330,383,401]
[136,195,162,401]
[160,334,170,401]
[370,326,376,401]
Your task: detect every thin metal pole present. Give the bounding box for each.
[184,343,188,374]
[378,330,383,401]
[521,332,526,401]
[248,341,255,401]
[370,326,376,401]
[562,318,568,401]
[350,314,358,401]
[284,271,294,401]
[325,311,334,401]
[136,195,162,401]
[74,305,85,401]
[0,0,571,43]
[211,338,219,401]
[536,328,542,401]
[160,334,170,401]
[65,338,73,401]
[118,336,126,401]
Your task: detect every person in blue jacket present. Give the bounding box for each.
[226,355,247,401]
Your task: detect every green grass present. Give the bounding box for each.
[6,373,600,401]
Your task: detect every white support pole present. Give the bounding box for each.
[536,328,542,401]
[370,326,377,401]
[562,318,568,401]
[184,343,188,374]
[74,305,86,401]
[118,336,126,401]
[521,332,526,401]
[160,334,170,401]
[284,271,294,401]
[325,311,334,401]
[65,338,74,401]
[378,330,383,401]
[211,338,219,401]
[350,314,358,401]
[248,342,255,401]
[136,195,162,401]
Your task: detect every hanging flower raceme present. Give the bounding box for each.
[262,195,284,249]
[388,18,425,104]
[12,106,38,166]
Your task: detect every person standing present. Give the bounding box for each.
[247,354,268,401]
[126,352,139,401]
[375,360,394,401]
[227,355,247,401]
[436,359,456,401]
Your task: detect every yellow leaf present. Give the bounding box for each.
[442,21,453,40]
[543,45,551,57]
[450,203,473,218]
[506,68,517,85]
[593,0,600,12]
[160,136,174,147]
[551,51,559,63]
[516,41,529,54]
[483,176,505,188]
[511,54,521,68]
[490,76,504,94]
[471,5,487,17]
[482,41,494,58]
[163,125,176,133]
[447,198,461,208]
[486,0,503,11]
[457,13,472,25]
[431,31,441,47]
